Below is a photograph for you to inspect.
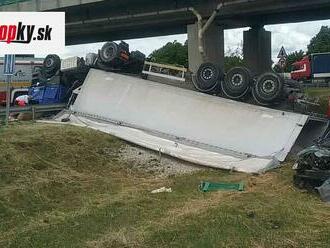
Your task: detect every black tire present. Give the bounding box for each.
[95,60,116,72]
[252,72,283,105]
[130,50,146,63]
[222,67,251,99]
[194,63,222,93]
[99,42,119,63]
[43,54,60,74]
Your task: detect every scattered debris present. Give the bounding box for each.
[117,145,201,176]
[199,181,245,192]
[151,187,172,194]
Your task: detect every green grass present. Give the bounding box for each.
[0,123,329,248]
[305,88,330,97]
[305,87,330,114]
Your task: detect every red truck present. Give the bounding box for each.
[291,53,330,82]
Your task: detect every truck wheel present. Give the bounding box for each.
[99,42,118,63]
[43,54,60,74]
[194,63,222,93]
[222,67,251,99]
[252,72,283,105]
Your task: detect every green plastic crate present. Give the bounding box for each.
[199,181,245,192]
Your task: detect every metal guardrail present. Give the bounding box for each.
[0,104,66,118]
[303,83,330,88]
[0,0,29,6]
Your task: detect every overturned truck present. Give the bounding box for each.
[55,68,319,174]
[32,39,327,173]
[29,41,145,105]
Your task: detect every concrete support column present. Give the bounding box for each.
[243,27,272,76]
[187,22,224,74]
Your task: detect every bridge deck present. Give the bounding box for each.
[1,0,330,45]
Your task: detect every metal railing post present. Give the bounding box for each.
[32,106,36,121]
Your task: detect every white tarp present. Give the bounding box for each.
[61,69,309,173]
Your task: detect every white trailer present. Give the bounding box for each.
[56,69,312,173]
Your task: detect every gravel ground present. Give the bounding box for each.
[117,144,202,177]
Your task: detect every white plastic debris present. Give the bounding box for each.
[151,187,172,194]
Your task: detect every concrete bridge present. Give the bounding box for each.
[2,0,330,74]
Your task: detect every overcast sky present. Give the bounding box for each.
[57,19,330,65]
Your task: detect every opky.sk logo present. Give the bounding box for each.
[0,22,52,44]
[0,12,64,54]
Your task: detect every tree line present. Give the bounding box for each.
[147,26,330,73]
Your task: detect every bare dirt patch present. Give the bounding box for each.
[116,144,202,177]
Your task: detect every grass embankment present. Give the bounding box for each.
[0,123,329,248]
[305,88,330,114]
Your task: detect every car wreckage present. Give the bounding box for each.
[294,122,330,191]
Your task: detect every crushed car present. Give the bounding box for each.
[293,121,330,193]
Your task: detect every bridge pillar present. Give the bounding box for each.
[243,27,272,76]
[187,22,224,73]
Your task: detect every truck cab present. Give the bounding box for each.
[291,55,311,81]
[291,53,330,81]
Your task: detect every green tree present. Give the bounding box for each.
[148,40,188,67]
[274,50,305,73]
[224,46,244,72]
[148,40,245,71]
[307,26,330,54]
[224,56,244,72]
